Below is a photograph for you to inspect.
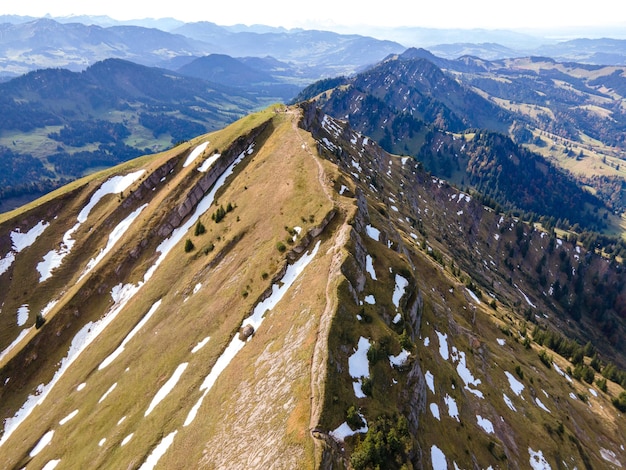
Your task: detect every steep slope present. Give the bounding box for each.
[304,51,613,232]
[1,105,625,469]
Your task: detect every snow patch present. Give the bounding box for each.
[430,403,440,420]
[0,328,31,363]
[121,433,134,446]
[425,371,435,394]
[30,430,54,457]
[444,394,459,421]
[535,397,550,412]
[466,288,481,304]
[145,362,188,416]
[139,431,178,470]
[503,393,516,411]
[0,251,16,276]
[330,416,368,442]
[183,141,209,167]
[431,445,448,470]
[476,415,494,434]
[349,337,371,398]
[81,203,148,280]
[98,382,117,403]
[529,448,552,470]
[436,330,449,360]
[184,241,319,427]
[59,409,78,425]
[364,295,376,305]
[197,153,220,172]
[505,371,525,397]
[99,299,162,370]
[11,220,49,252]
[78,171,145,224]
[191,336,210,353]
[497,338,506,346]
[392,274,409,309]
[451,348,483,398]
[16,304,29,327]
[389,349,410,367]
[365,224,380,241]
[42,460,61,470]
[600,448,622,467]
[365,254,377,280]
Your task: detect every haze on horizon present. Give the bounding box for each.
[4,0,624,33]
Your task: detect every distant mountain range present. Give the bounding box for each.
[1,15,626,73]
[0,17,404,80]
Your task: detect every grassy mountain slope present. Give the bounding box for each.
[0,105,625,469]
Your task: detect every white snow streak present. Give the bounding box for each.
[184,240,319,427]
[98,382,118,403]
[11,220,49,252]
[59,409,78,425]
[197,153,221,172]
[505,371,525,397]
[37,171,144,282]
[430,403,440,420]
[99,300,162,370]
[139,431,178,470]
[476,415,494,434]
[145,363,188,416]
[436,330,449,360]
[191,336,210,353]
[365,224,380,241]
[425,370,435,394]
[389,349,410,367]
[529,448,552,470]
[349,336,371,398]
[30,430,54,457]
[365,254,377,280]
[431,445,448,470]
[392,274,408,309]
[80,203,148,280]
[444,394,459,421]
[183,141,209,167]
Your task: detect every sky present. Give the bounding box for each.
[4,0,624,31]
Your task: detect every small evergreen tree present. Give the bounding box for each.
[184,238,194,252]
[194,220,206,236]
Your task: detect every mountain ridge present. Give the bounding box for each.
[1,104,625,468]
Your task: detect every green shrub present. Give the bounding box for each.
[276,241,286,253]
[184,239,194,252]
[194,220,206,236]
[538,350,553,368]
[350,414,412,470]
[613,391,626,412]
[346,405,365,430]
[361,377,373,397]
[212,205,226,223]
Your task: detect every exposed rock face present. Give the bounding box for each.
[157,120,272,238]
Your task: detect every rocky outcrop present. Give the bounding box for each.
[157,120,272,238]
